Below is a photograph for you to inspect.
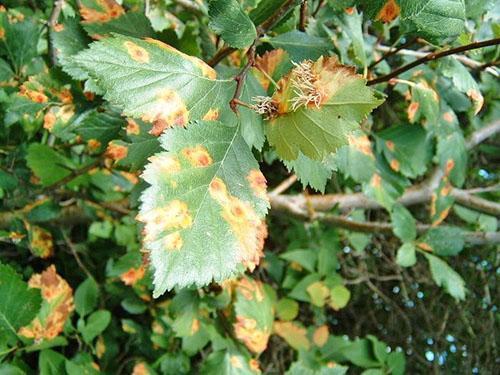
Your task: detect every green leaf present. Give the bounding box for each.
[51,15,90,69]
[280,249,317,273]
[74,278,99,317]
[239,71,266,150]
[265,56,383,161]
[39,349,66,375]
[329,285,351,310]
[276,298,299,321]
[335,133,376,183]
[399,0,466,41]
[71,35,235,134]
[396,243,417,267]
[234,278,274,353]
[340,339,382,368]
[407,82,440,125]
[0,263,42,341]
[387,351,406,375]
[418,226,465,256]
[339,8,366,69]
[83,12,155,39]
[26,144,75,186]
[283,153,335,193]
[424,253,466,300]
[390,204,416,242]
[79,310,111,343]
[0,58,14,81]
[139,121,269,296]
[71,107,124,145]
[264,31,333,61]
[208,0,257,48]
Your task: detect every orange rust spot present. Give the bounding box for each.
[44,111,57,131]
[202,108,220,121]
[234,316,269,353]
[182,145,213,167]
[87,139,102,151]
[385,140,395,151]
[142,89,188,136]
[442,112,454,123]
[126,119,141,135]
[124,41,150,64]
[53,23,64,32]
[248,359,260,372]
[84,91,95,101]
[254,49,287,90]
[237,278,265,302]
[430,193,438,217]
[441,183,452,196]
[163,231,183,251]
[371,173,382,188]
[0,27,5,40]
[120,265,146,286]
[313,325,329,347]
[29,226,54,258]
[417,242,433,252]
[247,169,268,201]
[327,362,337,368]
[79,0,124,24]
[131,363,149,375]
[190,319,200,335]
[376,0,400,23]
[445,159,455,175]
[407,102,419,122]
[390,159,400,172]
[105,142,128,161]
[145,38,217,79]
[230,356,243,369]
[348,133,374,157]
[467,88,484,114]
[18,265,74,340]
[148,154,181,176]
[345,7,355,15]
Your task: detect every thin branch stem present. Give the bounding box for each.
[47,0,65,65]
[367,38,500,85]
[271,174,298,195]
[230,45,256,113]
[299,0,308,32]
[312,0,325,17]
[62,231,93,280]
[369,38,416,69]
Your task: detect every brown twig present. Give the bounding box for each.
[367,38,500,85]
[230,45,256,113]
[47,0,65,65]
[312,0,325,17]
[271,174,298,195]
[62,231,93,280]
[43,158,101,193]
[298,0,308,32]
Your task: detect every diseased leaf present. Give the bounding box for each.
[276,298,299,321]
[208,0,257,49]
[26,144,75,186]
[19,266,74,341]
[335,132,376,183]
[71,35,235,136]
[358,0,401,23]
[424,253,466,300]
[201,348,261,375]
[264,56,383,161]
[233,278,274,353]
[0,263,42,341]
[273,321,310,350]
[436,131,467,187]
[50,15,90,69]
[28,225,54,259]
[139,120,269,296]
[329,285,351,310]
[418,226,465,256]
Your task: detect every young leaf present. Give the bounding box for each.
[396,243,417,267]
[139,120,269,296]
[74,277,99,317]
[265,56,383,161]
[71,35,235,136]
[0,263,42,341]
[208,0,257,49]
[79,310,111,343]
[424,253,466,300]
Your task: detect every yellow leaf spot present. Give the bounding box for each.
[96,336,106,358]
[18,265,74,340]
[126,119,140,135]
[445,159,455,174]
[417,242,433,252]
[313,325,329,347]
[376,0,400,23]
[120,265,146,286]
[230,356,243,369]
[327,362,337,368]
[202,108,220,120]
[87,139,102,152]
[237,278,265,302]
[407,102,419,122]
[371,173,382,188]
[390,159,400,172]
[182,145,213,167]
[152,321,164,334]
[43,111,57,131]
[20,86,48,103]
[138,200,192,243]
[0,27,4,40]
[247,169,268,201]
[148,154,181,175]
[120,171,139,184]
[142,89,188,136]
[132,362,150,375]
[105,142,128,161]
[124,41,150,64]
[248,359,261,373]
[53,23,64,32]
[467,88,484,115]
[234,316,269,353]
[191,319,200,335]
[163,231,183,251]
[145,38,217,79]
